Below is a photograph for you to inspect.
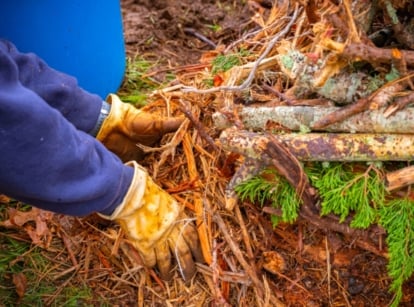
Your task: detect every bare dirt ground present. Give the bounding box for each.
[121,0,253,65]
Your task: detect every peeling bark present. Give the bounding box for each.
[386,165,414,191]
[214,106,414,133]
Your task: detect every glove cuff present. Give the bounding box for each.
[89,100,111,137]
[98,161,148,220]
[96,94,138,142]
[99,159,182,259]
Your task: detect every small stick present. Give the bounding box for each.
[83,242,91,279]
[325,236,332,303]
[183,27,217,49]
[60,230,78,267]
[181,5,300,94]
[212,210,285,306]
[312,96,371,129]
[179,99,219,151]
[183,133,212,264]
[210,240,232,306]
[388,91,414,114]
[323,39,414,67]
[234,205,255,261]
[196,263,251,284]
[262,84,296,105]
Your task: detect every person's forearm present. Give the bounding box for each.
[0,39,103,134]
[0,88,133,216]
[0,44,132,216]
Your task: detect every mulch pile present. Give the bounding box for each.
[2,0,414,306]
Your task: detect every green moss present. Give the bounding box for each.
[279,54,295,71]
[211,54,241,74]
[385,66,400,82]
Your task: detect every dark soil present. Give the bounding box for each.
[121,0,253,65]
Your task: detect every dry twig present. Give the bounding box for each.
[181,4,300,94]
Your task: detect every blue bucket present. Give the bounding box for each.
[0,1,126,99]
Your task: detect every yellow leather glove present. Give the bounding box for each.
[96,94,183,162]
[102,161,204,281]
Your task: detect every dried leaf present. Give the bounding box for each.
[262,251,286,274]
[12,272,27,298]
[0,207,53,247]
[213,74,224,87]
[0,194,11,203]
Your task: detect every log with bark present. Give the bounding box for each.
[213,106,414,133]
[219,128,390,257]
[219,128,414,162]
[219,127,414,210]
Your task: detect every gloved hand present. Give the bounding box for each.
[97,94,183,162]
[102,161,204,281]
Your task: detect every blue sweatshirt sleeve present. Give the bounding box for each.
[0,39,103,133]
[0,42,134,216]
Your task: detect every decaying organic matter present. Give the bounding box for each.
[386,165,414,191]
[3,0,414,306]
[204,0,414,305]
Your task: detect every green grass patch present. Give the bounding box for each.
[211,49,250,75]
[0,234,94,306]
[203,49,251,87]
[119,56,175,107]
